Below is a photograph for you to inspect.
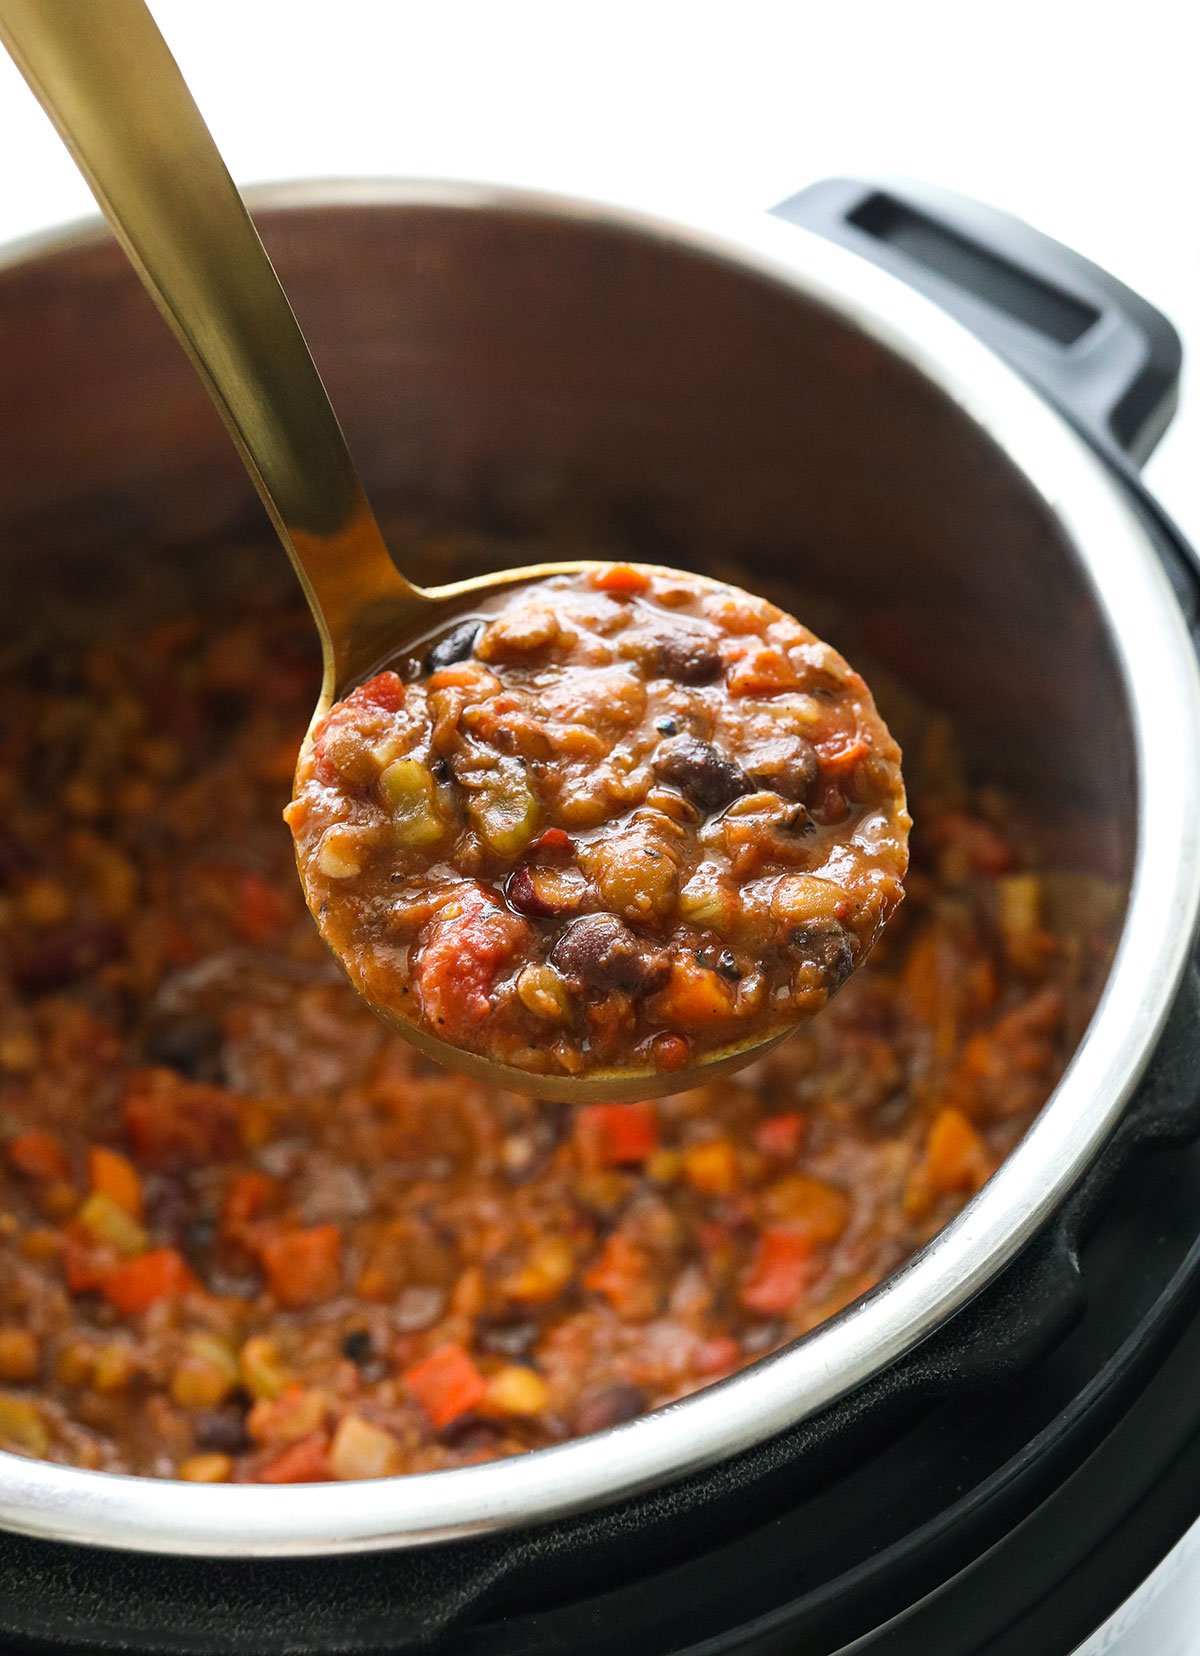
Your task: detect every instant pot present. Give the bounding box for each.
[1,175,1199,1654]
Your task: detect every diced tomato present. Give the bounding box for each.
[220,1170,279,1233]
[576,1102,659,1168]
[88,1146,143,1217]
[589,562,649,596]
[403,1343,487,1429]
[258,1224,341,1309]
[414,882,530,1040]
[102,1248,196,1316]
[122,1069,242,1170]
[232,871,291,944]
[6,1129,71,1182]
[740,1228,816,1316]
[354,671,406,714]
[253,1432,332,1483]
[755,1113,807,1159]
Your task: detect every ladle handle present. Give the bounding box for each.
[0,0,419,679]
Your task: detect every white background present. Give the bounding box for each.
[0,0,1196,532]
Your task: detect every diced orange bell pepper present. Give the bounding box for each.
[725,645,801,698]
[682,1138,739,1196]
[740,1228,815,1316]
[589,562,649,596]
[815,727,870,774]
[88,1146,143,1218]
[102,1247,196,1316]
[258,1224,341,1309]
[253,1432,332,1483]
[576,1102,659,1168]
[649,961,737,1030]
[925,1107,991,1196]
[403,1343,486,1429]
[6,1129,71,1182]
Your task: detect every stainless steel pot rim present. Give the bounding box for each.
[2,179,1198,1557]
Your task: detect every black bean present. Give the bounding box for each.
[184,1215,217,1257]
[653,736,751,813]
[193,1405,251,1455]
[11,922,125,997]
[144,1013,226,1083]
[476,1317,539,1360]
[572,1381,646,1436]
[340,1328,373,1364]
[748,736,821,804]
[790,919,855,992]
[423,620,483,675]
[550,914,671,997]
[654,630,723,684]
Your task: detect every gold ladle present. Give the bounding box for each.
[0,0,815,1101]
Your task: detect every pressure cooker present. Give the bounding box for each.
[1,175,1199,1654]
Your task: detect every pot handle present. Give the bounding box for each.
[771,177,1181,469]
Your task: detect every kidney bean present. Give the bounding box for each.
[572,1380,646,1435]
[550,914,671,996]
[423,620,483,676]
[654,630,723,684]
[12,922,125,996]
[653,736,751,813]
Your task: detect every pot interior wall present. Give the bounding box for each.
[0,196,1135,895]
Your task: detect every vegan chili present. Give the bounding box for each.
[286,564,910,1078]
[0,574,1088,1482]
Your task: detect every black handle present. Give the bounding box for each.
[772,177,1182,469]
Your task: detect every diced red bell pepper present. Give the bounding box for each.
[754,1113,807,1159]
[258,1224,342,1309]
[576,1101,659,1168]
[253,1432,332,1483]
[740,1228,816,1316]
[403,1343,486,1430]
[232,871,292,944]
[102,1247,196,1316]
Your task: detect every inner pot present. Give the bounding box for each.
[0,182,1197,1556]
